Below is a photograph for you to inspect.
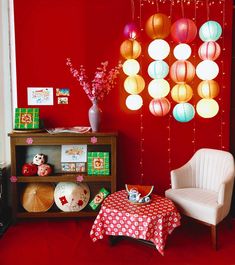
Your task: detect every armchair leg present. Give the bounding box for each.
[211,225,217,250]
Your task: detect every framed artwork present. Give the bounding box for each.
[76,162,86,172]
[14,108,40,129]
[61,145,87,163]
[27,87,54,105]
[87,152,110,175]
[61,163,76,172]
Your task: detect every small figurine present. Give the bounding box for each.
[37,164,52,176]
[22,163,38,176]
[33,154,46,166]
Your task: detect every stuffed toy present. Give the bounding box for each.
[37,164,52,176]
[22,163,38,176]
[33,154,46,166]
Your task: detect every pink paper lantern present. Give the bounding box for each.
[149,98,171,117]
[198,41,221,61]
[171,18,197,44]
[123,22,139,39]
[170,60,195,84]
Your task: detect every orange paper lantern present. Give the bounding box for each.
[170,60,195,84]
[120,39,142,59]
[197,80,220,99]
[124,75,145,95]
[145,13,171,39]
[171,84,193,103]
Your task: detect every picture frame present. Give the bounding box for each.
[76,162,86,172]
[87,152,110,175]
[61,145,87,163]
[61,162,76,172]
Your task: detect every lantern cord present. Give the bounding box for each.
[180,0,185,18]
[206,0,210,20]
[155,0,159,13]
[131,0,135,21]
[139,0,142,31]
[169,0,173,18]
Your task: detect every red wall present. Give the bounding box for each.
[14,0,233,195]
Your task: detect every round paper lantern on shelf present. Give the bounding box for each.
[171,18,197,44]
[149,98,171,117]
[123,22,139,39]
[199,21,222,42]
[145,13,171,39]
[54,182,90,212]
[148,79,170,99]
[147,60,169,79]
[124,75,145,94]
[198,41,221,61]
[196,60,219,80]
[171,84,193,103]
[173,103,195,122]
[170,60,195,83]
[196,98,219,118]
[173,43,192,60]
[120,39,142,59]
[197,80,220,99]
[123,59,140,76]
[148,39,170,60]
[126,94,143,110]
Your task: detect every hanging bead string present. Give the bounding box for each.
[206,0,210,20]
[131,0,135,21]
[155,0,160,12]
[180,0,185,17]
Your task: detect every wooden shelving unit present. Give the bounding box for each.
[8,131,117,221]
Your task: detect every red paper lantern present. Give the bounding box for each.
[170,60,195,84]
[145,13,171,39]
[123,22,139,39]
[120,39,142,59]
[171,18,197,44]
[149,98,171,117]
[198,41,221,61]
[197,80,220,99]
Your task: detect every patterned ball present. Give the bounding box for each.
[149,98,171,117]
[173,103,195,122]
[120,39,142,59]
[171,84,193,103]
[170,60,195,84]
[198,41,221,61]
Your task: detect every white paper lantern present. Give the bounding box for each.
[173,44,192,60]
[123,59,140,75]
[126,94,143,110]
[148,39,170,60]
[54,182,90,212]
[196,98,219,118]
[196,60,219,80]
[148,79,170,99]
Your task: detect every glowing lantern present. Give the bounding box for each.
[147,60,169,79]
[199,21,222,42]
[123,22,138,39]
[123,59,140,75]
[170,60,195,83]
[124,75,145,94]
[149,98,171,117]
[148,79,170,99]
[171,18,197,44]
[198,41,221,61]
[173,44,192,60]
[197,80,220,99]
[120,39,142,59]
[196,98,219,118]
[145,13,171,39]
[126,94,143,110]
[173,103,195,122]
[171,84,193,103]
[196,60,219,80]
[148,39,170,60]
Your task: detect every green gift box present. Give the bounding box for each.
[14,108,40,129]
[89,187,110,210]
[87,152,110,175]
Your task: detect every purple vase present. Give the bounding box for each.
[88,100,102,132]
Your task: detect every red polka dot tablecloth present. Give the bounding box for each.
[90,190,181,255]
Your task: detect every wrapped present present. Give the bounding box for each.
[89,187,110,210]
[87,152,110,175]
[14,108,40,129]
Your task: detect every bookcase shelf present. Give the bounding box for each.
[8,131,117,221]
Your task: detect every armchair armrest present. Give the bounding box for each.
[171,162,193,189]
[217,177,234,206]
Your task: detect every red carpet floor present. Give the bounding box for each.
[0,218,235,265]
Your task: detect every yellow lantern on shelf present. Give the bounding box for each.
[171,84,193,103]
[196,98,219,118]
[197,80,220,99]
[124,75,145,95]
[148,79,170,99]
[120,39,142,59]
[126,94,143,110]
[123,59,140,76]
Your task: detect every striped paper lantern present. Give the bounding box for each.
[147,60,169,79]
[171,84,193,103]
[198,41,221,61]
[197,80,220,99]
[149,98,171,117]
[173,103,195,122]
[199,21,222,42]
[170,60,195,84]
[120,39,142,59]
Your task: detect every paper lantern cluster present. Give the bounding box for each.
[120,23,144,110]
[170,18,197,122]
[146,13,171,117]
[196,21,222,118]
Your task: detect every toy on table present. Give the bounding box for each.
[33,154,46,166]
[22,163,38,176]
[89,187,110,210]
[125,184,154,204]
[37,164,53,176]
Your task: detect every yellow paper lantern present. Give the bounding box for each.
[126,94,143,110]
[124,75,145,95]
[148,79,170,99]
[197,80,220,99]
[196,98,219,118]
[171,84,193,103]
[123,59,140,76]
[120,39,142,59]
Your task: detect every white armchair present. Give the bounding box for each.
[165,148,235,249]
